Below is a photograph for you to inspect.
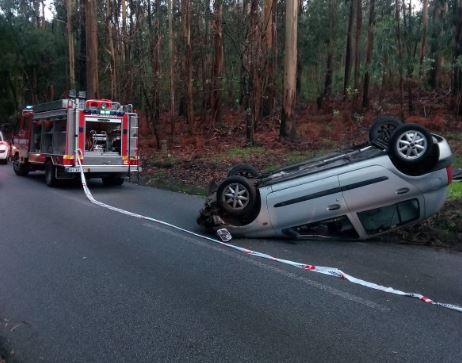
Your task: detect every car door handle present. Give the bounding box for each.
[327,204,341,211]
[396,187,410,195]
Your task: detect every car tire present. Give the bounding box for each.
[45,161,59,187]
[13,156,29,176]
[102,176,125,186]
[227,164,259,178]
[369,115,403,147]
[217,176,257,217]
[0,159,7,165]
[388,123,437,175]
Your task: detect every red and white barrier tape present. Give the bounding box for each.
[76,155,462,314]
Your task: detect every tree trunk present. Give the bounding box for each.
[280,0,298,140]
[79,0,86,92]
[395,0,404,119]
[352,0,362,108]
[33,0,41,28]
[182,0,194,133]
[65,0,76,91]
[168,0,176,138]
[418,0,429,78]
[319,0,336,108]
[362,0,375,108]
[262,0,276,116]
[430,1,448,89]
[153,0,161,128]
[453,0,462,113]
[296,0,303,96]
[239,0,250,110]
[405,0,414,113]
[121,0,127,64]
[263,0,274,49]
[343,0,356,96]
[212,0,224,127]
[246,0,262,146]
[200,0,211,127]
[105,0,116,99]
[85,0,99,99]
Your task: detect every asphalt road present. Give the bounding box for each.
[1,163,462,362]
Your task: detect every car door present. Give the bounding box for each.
[266,174,347,229]
[338,165,421,213]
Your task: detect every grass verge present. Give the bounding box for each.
[142,170,206,195]
[449,182,462,200]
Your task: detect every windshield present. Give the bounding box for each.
[0,131,4,141]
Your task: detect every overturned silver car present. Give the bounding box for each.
[197,117,454,240]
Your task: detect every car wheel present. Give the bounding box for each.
[369,115,403,147]
[102,176,125,186]
[45,161,59,187]
[217,176,257,217]
[227,163,259,178]
[388,124,437,175]
[12,156,29,176]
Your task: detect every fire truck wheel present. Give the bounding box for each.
[45,161,59,187]
[102,176,125,186]
[13,156,29,176]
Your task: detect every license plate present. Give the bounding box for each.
[216,228,232,242]
[66,167,80,173]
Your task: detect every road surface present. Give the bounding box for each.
[1,164,461,362]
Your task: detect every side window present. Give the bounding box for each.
[358,199,420,234]
[292,215,359,239]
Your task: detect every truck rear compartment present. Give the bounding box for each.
[83,118,123,166]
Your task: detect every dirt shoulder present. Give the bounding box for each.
[387,198,462,251]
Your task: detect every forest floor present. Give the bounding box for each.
[137,97,462,251]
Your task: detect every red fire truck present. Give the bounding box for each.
[11,95,140,186]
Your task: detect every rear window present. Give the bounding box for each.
[358,199,420,234]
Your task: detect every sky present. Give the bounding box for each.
[44,0,55,21]
[41,0,424,21]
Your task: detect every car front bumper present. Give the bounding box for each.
[0,149,8,160]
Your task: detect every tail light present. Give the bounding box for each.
[446,165,453,185]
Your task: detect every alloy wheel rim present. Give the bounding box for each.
[223,183,250,210]
[397,130,427,160]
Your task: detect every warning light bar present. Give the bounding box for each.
[84,109,124,116]
[83,99,124,116]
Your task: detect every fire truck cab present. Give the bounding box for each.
[11,95,140,186]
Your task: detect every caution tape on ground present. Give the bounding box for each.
[76,154,462,314]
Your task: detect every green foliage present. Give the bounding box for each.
[448,182,462,201]
[453,155,462,168]
[0,10,67,125]
[298,0,348,100]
